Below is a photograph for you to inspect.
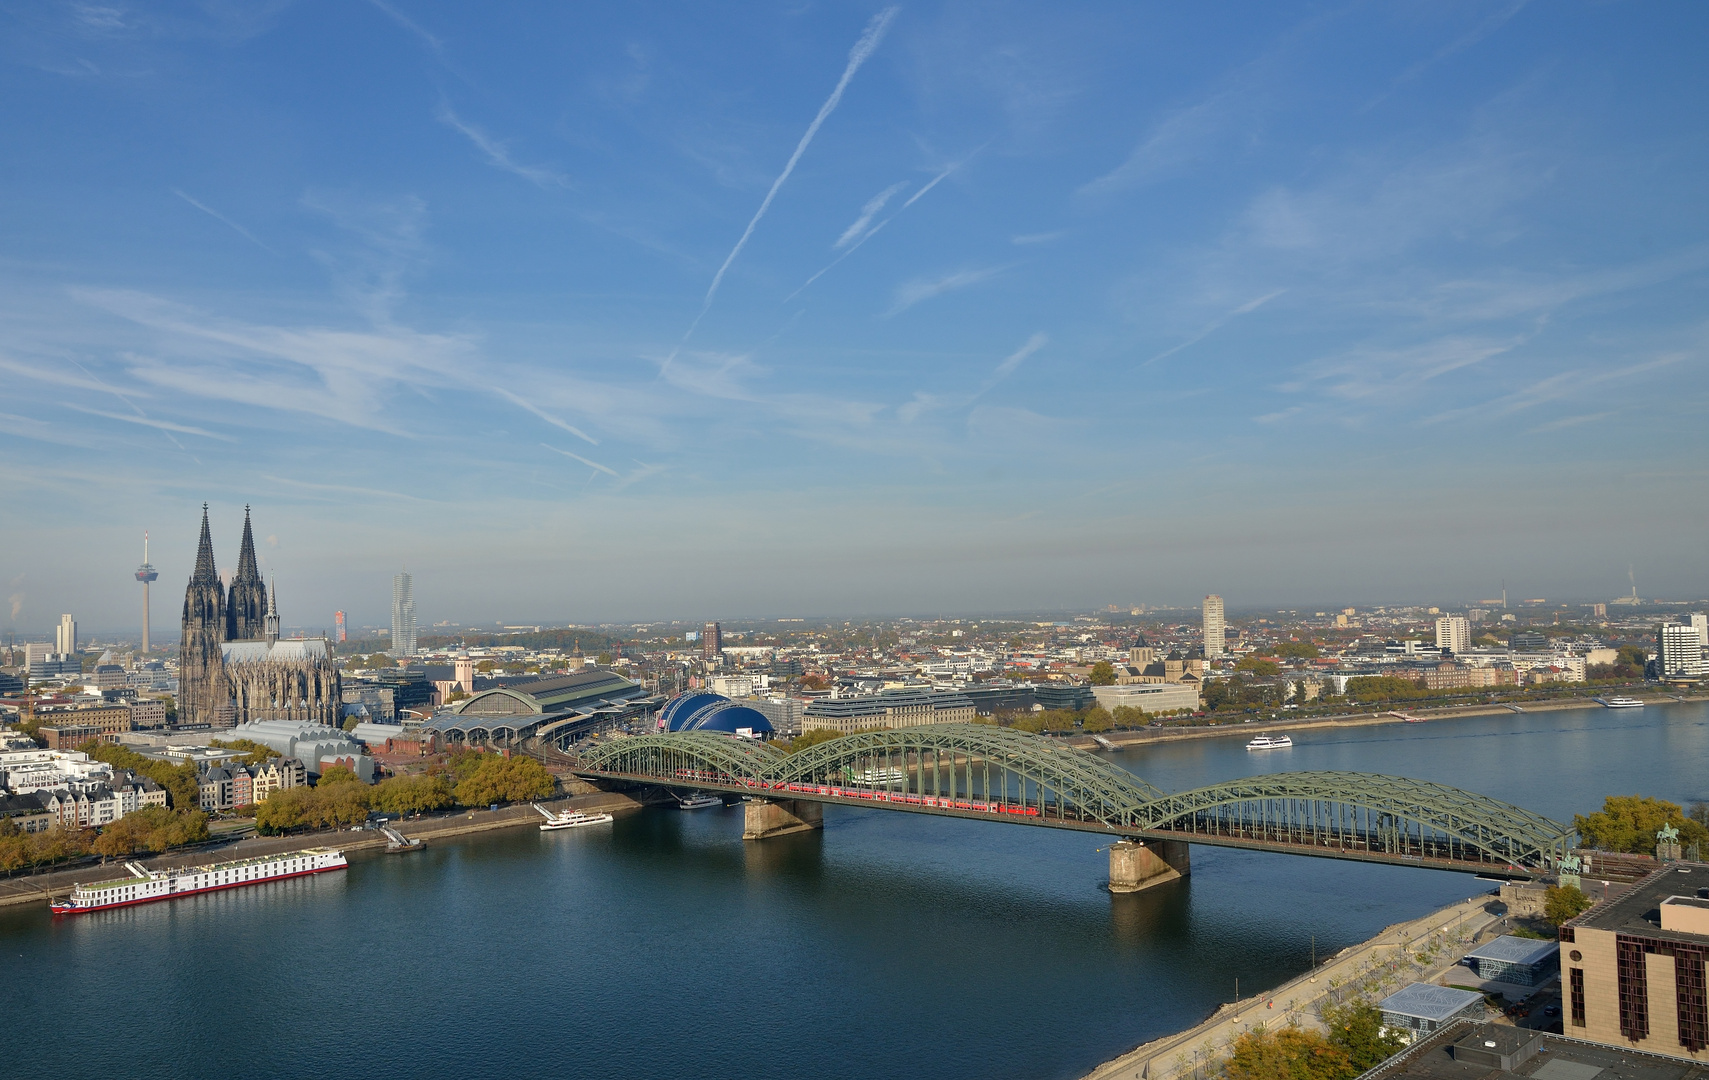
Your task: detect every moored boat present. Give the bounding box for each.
[533,803,615,830]
[1246,734,1293,750]
[1597,696,1645,709]
[677,793,723,810]
[51,848,347,915]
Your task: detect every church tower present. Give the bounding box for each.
[226,505,268,642]
[264,578,280,644]
[179,505,228,728]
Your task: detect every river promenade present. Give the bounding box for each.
[0,788,645,909]
[1082,894,1509,1080]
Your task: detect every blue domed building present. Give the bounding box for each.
[657,692,774,737]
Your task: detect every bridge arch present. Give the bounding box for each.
[572,724,1574,874]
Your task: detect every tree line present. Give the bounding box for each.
[254,751,556,835]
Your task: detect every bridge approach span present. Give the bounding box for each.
[571,724,1575,878]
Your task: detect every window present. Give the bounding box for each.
[1571,968,1586,1027]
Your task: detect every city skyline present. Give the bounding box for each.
[2,5,1706,627]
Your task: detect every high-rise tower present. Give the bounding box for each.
[55,613,77,657]
[226,505,267,642]
[180,505,228,727]
[391,571,416,657]
[1202,595,1226,658]
[134,531,158,654]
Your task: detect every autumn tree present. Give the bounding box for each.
[1575,795,1709,855]
[1088,661,1117,686]
[1546,884,1593,927]
[1224,1026,1353,1080]
[1322,1000,1406,1072]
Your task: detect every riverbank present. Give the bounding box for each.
[0,789,646,910]
[1081,893,1510,1080]
[1063,690,1708,753]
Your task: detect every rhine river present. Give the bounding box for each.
[4,701,1707,1080]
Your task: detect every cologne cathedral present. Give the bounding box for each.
[178,506,341,728]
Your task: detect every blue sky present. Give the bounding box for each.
[2,1,1706,633]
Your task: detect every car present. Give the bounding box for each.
[1544,1005,1561,1017]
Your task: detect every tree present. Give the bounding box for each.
[92,807,209,857]
[1110,705,1149,728]
[210,738,280,767]
[1082,708,1114,734]
[371,773,455,814]
[342,715,360,732]
[1237,657,1282,677]
[1088,661,1117,686]
[1224,1026,1354,1080]
[1546,884,1593,927]
[317,764,363,787]
[1574,795,1709,855]
[1322,1000,1406,1071]
[1275,642,1320,660]
[452,754,555,807]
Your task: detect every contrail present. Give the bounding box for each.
[783,160,960,303]
[677,6,898,354]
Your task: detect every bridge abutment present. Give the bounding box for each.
[743,798,824,841]
[1109,839,1190,893]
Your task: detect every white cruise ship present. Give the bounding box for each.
[52,848,347,915]
[1245,734,1293,750]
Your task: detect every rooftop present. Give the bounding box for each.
[1464,934,1561,967]
[1572,861,1709,945]
[1364,1019,1705,1080]
[1379,983,1487,1023]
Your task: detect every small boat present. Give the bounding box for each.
[1246,734,1293,750]
[1597,696,1645,709]
[533,803,614,831]
[380,825,423,853]
[677,793,723,810]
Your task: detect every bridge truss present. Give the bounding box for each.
[573,723,1575,877]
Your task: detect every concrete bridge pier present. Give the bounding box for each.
[1109,839,1190,893]
[743,798,824,841]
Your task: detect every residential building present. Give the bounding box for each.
[391,571,417,657]
[1561,861,1709,1061]
[1659,624,1706,680]
[802,689,976,735]
[1434,615,1470,655]
[251,757,306,802]
[1202,595,1225,658]
[701,622,722,661]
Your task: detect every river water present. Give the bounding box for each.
[5,701,1705,1080]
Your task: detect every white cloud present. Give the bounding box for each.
[885,265,1012,317]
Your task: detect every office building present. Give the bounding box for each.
[1692,613,1708,649]
[1202,595,1225,658]
[1434,615,1470,655]
[24,643,52,671]
[334,611,346,644]
[1658,623,1706,680]
[391,571,417,657]
[1561,861,1709,1061]
[701,622,722,661]
[802,689,975,735]
[55,614,77,657]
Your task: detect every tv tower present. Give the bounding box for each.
[135,531,159,654]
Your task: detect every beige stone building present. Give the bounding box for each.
[801,689,976,735]
[1562,861,1709,1062]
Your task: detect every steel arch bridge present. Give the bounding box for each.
[571,723,1575,878]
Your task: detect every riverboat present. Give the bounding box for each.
[50,848,347,916]
[1597,696,1645,709]
[1245,734,1293,750]
[677,793,723,810]
[533,804,614,831]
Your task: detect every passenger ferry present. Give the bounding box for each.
[51,848,347,916]
[533,804,614,831]
[1597,696,1645,709]
[1245,734,1293,750]
[677,793,723,810]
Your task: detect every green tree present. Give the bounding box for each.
[1575,795,1709,855]
[1009,714,1047,734]
[1546,883,1593,927]
[371,773,456,814]
[1275,642,1320,660]
[452,754,555,807]
[1088,661,1117,686]
[1237,656,1282,677]
[342,715,360,732]
[1224,1025,1354,1080]
[317,764,363,787]
[210,738,281,767]
[1110,705,1149,728]
[1322,1000,1406,1072]
[1081,708,1114,734]
[92,807,209,857]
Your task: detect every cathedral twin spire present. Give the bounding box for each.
[226,505,269,642]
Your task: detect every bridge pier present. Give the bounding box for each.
[743,798,824,841]
[1109,839,1190,893]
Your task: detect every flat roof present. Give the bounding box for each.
[1363,1019,1704,1080]
[1379,983,1487,1023]
[1572,861,1709,945]
[1465,934,1561,967]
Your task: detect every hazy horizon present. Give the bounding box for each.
[4,4,1706,634]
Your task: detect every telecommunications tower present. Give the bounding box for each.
[135,531,159,653]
